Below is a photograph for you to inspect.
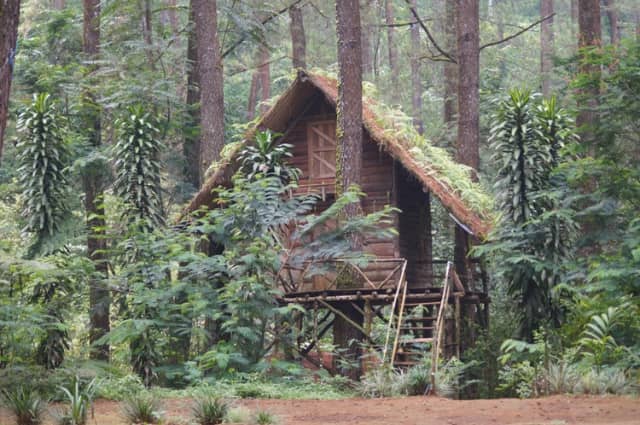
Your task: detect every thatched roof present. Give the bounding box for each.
[182,70,494,239]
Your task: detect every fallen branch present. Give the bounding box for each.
[480,13,555,51]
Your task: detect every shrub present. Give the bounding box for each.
[253,410,278,425]
[234,384,271,399]
[576,368,634,395]
[97,374,146,401]
[192,396,228,425]
[121,394,161,424]
[359,368,397,398]
[545,361,579,394]
[1,387,46,425]
[224,406,252,424]
[56,377,97,425]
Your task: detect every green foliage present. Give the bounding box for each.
[113,105,164,230]
[191,396,228,425]
[16,93,70,257]
[1,387,46,425]
[224,406,252,424]
[238,130,299,183]
[121,394,162,424]
[56,377,97,425]
[481,89,579,339]
[252,410,278,425]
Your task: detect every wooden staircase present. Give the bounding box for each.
[382,261,465,370]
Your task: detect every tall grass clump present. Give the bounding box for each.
[192,396,228,425]
[1,388,46,425]
[121,394,161,424]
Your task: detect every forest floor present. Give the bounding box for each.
[2,394,639,425]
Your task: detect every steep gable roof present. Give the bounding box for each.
[182,70,494,239]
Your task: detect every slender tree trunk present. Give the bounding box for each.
[141,0,155,68]
[454,0,479,290]
[571,0,578,23]
[384,0,399,102]
[576,0,601,149]
[409,0,423,134]
[247,71,259,121]
[360,0,373,78]
[184,1,200,188]
[193,0,224,183]
[540,0,554,96]
[601,0,619,45]
[258,43,271,114]
[0,0,20,164]
[53,0,65,9]
[289,3,306,69]
[83,0,110,361]
[334,0,364,380]
[443,0,458,139]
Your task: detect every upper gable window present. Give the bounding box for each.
[307,120,336,179]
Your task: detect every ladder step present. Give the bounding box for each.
[393,361,420,366]
[400,326,434,331]
[401,337,434,344]
[404,302,440,307]
[395,350,424,357]
[404,316,437,322]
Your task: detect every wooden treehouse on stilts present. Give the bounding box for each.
[184,70,493,374]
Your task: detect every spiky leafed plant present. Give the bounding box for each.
[490,89,551,225]
[113,105,164,230]
[238,130,299,183]
[487,89,578,340]
[16,93,70,257]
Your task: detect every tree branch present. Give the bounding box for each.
[402,0,456,63]
[480,13,555,51]
[221,0,304,59]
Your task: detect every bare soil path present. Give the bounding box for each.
[2,395,638,425]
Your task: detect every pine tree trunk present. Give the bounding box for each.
[53,0,65,9]
[409,0,423,134]
[443,0,457,137]
[141,0,155,68]
[576,0,601,149]
[601,0,619,45]
[384,0,399,103]
[454,0,479,290]
[289,3,306,69]
[258,43,271,114]
[360,0,373,78]
[334,0,364,380]
[247,71,259,120]
[193,0,224,182]
[540,0,554,96]
[184,1,201,188]
[0,0,20,164]
[83,0,110,362]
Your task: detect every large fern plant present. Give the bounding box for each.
[16,93,70,257]
[113,105,164,230]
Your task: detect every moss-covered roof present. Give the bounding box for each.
[182,70,494,239]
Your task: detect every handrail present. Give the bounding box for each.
[431,261,453,391]
[381,259,407,365]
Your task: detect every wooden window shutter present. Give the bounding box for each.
[307,120,336,178]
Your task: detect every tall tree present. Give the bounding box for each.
[576,0,601,148]
[443,0,457,136]
[409,0,423,134]
[193,0,225,182]
[258,43,271,114]
[289,3,306,69]
[83,0,110,361]
[384,0,399,102]
[184,1,201,188]
[0,0,20,163]
[52,0,65,9]
[360,0,374,77]
[601,0,619,45]
[334,0,364,379]
[540,0,554,96]
[454,0,479,287]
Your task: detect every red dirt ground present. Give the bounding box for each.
[1,395,638,425]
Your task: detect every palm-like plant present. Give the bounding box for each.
[1,387,46,425]
[238,130,299,183]
[113,105,164,230]
[57,377,97,425]
[16,93,70,257]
